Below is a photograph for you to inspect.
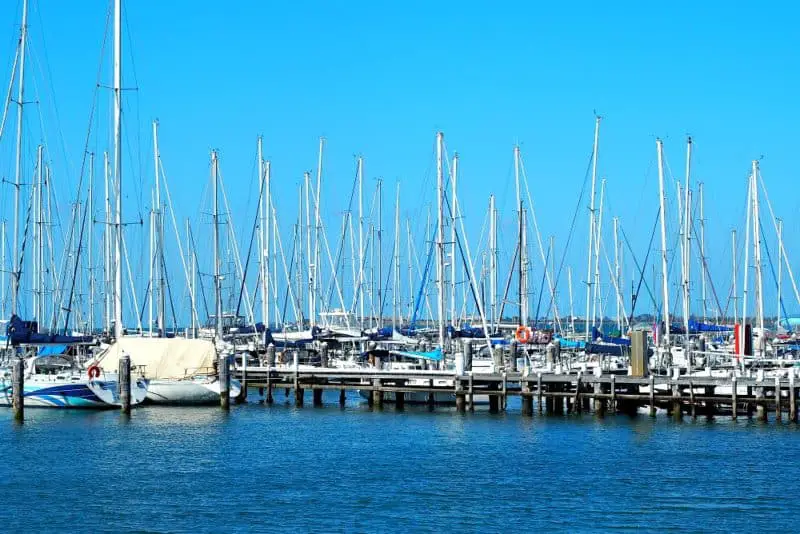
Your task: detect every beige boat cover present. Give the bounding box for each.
[95,337,216,379]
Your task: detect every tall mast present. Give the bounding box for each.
[752,160,764,338]
[188,219,196,336]
[393,182,400,331]
[656,139,670,349]
[699,182,707,323]
[11,0,28,316]
[152,120,165,334]
[258,137,267,330]
[265,159,271,331]
[436,132,445,349]
[731,229,737,326]
[148,188,154,335]
[104,151,111,333]
[613,217,620,332]
[683,136,692,338]
[777,218,783,330]
[568,266,575,335]
[1,220,5,319]
[112,0,123,341]
[377,178,383,328]
[315,138,323,318]
[88,152,95,333]
[33,144,42,321]
[450,153,458,328]
[514,145,527,327]
[357,157,364,328]
[592,178,606,329]
[489,194,497,332]
[212,150,222,339]
[741,171,752,365]
[585,116,600,340]
[304,171,314,328]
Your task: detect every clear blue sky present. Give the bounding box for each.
[1,0,798,325]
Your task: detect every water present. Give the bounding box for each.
[2,392,798,533]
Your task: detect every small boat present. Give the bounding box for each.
[0,355,148,409]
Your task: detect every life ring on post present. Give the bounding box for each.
[515,326,531,344]
[87,364,101,379]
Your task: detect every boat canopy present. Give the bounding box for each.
[4,315,93,345]
[389,347,444,362]
[94,337,216,379]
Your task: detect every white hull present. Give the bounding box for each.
[145,377,242,405]
[0,373,148,409]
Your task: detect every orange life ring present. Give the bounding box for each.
[515,326,531,344]
[87,364,101,379]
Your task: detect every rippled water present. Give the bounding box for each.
[2,391,798,533]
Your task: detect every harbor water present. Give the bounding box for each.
[2,391,798,533]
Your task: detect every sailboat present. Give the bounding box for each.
[0,0,147,409]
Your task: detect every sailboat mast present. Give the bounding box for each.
[731,229,737,326]
[393,182,400,331]
[33,144,42,322]
[11,0,28,317]
[568,266,575,335]
[212,150,222,339]
[450,154,458,328]
[613,217,620,332]
[656,139,670,349]
[315,138,323,322]
[683,136,692,338]
[258,137,267,329]
[741,172,752,365]
[777,218,783,330]
[112,0,123,341]
[304,171,314,328]
[436,132,445,349]
[592,178,606,329]
[752,160,764,338]
[699,182,707,322]
[514,145,527,327]
[377,178,383,328]
[104,151,111,333]
[153,120,165,334]
[357,157,364,328]
[88,152,95,334]
[489,194,497,332]
[585,116,600,340]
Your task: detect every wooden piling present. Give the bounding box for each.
[468,373,474,412]
[395,391,405,410]
[731,377,737,421]
[610,374,616,414]
[295,388,304,407]
[774,376,782,423]
[218,354,230,410]
[689,381,696,419]
[521,379,533,416]
[266,371,273,404]
[573,374,582,414]
[594,381,605,416]
[489,384,500,413]
[670,379,681,421]
[501,372,507,411]
[649,375,656,417]
[313,388,323,407]
[11,358,24,422]
[537,373,543,414]
[756,382,767,422]
[372,378,383,408]
[427,379,435,410]
[790,375,796,423]
[455,392,466,413]
[339,388,346,407]
[119,354,132,414]
[747,386,754,418]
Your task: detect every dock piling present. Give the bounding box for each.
[219,354,230,410]
[11,358,24,422]
[731,376,737,421]
[119,354,131,414]
[775,376,782,423]
[790,374,797,423]
[649,375,656,417]
[313,388,323,406]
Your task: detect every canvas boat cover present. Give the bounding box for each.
[95,337,216,379]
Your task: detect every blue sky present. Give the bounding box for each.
[0,0,798,325]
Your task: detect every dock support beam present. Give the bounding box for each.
[295,388,304,407]
[339,388,346,407]
[395,391,405,410]
[372,379,383,409]
[313,388,323,407]
[756,382,767,421]
[119,354,131,414]
[671,381,681,421]
[731,377,737,421]
[775,376,782,423]
[12,358,24,422]
[790,375,796,423]
[219,354,230,410]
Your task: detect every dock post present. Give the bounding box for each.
[521,377,533,416]
[689,381,696,419]
[610,374,616,414]
[747,386,754,418]
[396,391,405,410]
[553,382,564,415]
[775,376,782,423]
[295,387,304,407]
[671,380,681,421]
[731,376,737,421]
[537,373,543,414]
[455,389,466,413]
[705,386,716,419]
[501,371,507,411]
[266,343,276,366]
[509,341,518,372]
[427,378,435,410]
[593,379,605,416]
[219,354,230,411]
[372,378,383,408]
[339,388,346,407]
[756,377,767,421]
[573,373,582,414]
[468,373,474,412]
[488,381,500,413]
[790,374,797,423]
[119,354,132,414]
[11,358,24,422]
[649,375,656,417]
[319,342,329,368]
[313,388,323,407]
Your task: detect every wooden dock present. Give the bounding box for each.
[233,366,798,422]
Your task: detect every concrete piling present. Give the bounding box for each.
[119,354,131,415]
[219,354,230,410]
[11,358,24,422]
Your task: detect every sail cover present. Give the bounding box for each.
[95,337,216,379]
